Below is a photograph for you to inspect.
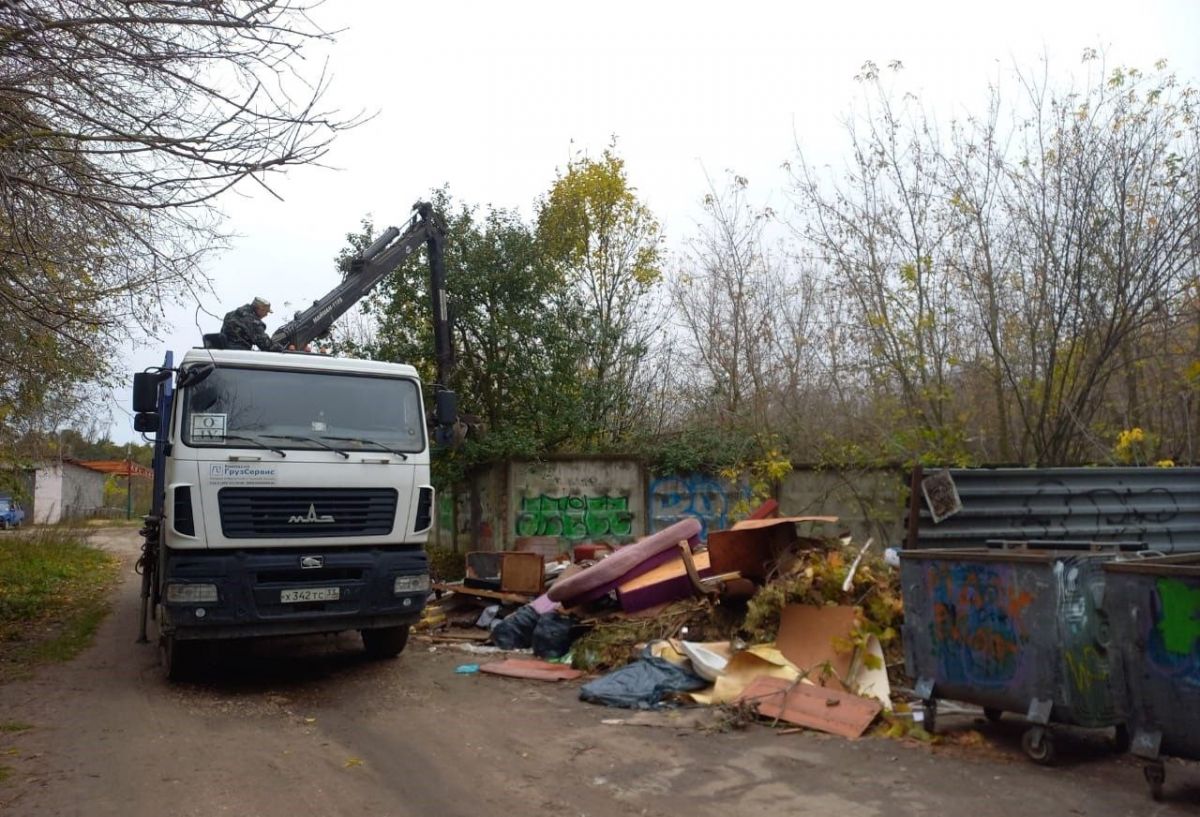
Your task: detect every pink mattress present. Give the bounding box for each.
[547,518,702,604]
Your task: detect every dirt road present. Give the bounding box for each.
[0,527,1194,816]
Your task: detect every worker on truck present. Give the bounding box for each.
[220,296,285,351]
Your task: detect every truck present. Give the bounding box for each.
[131,202,456,679]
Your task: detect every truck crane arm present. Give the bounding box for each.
[269,202,455,391]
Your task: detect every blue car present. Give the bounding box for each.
[0,495,25,529]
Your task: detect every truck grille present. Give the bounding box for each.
[218,488,398,539]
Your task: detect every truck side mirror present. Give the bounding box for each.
[132,372,160,413]
[435,390,457,427]
[133,412,160,434]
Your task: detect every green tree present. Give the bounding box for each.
[345,191,589,472]
[536,147,665,445]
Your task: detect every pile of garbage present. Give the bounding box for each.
[420,505,905,739]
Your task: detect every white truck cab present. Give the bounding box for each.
[139,349,435,678]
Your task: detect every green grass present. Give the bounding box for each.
[0,530,120,682]
[0,723,31,734]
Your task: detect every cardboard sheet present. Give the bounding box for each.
[690,644,802,705]
[776,604,858,691]
[847,634,891,709]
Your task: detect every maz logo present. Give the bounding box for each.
[288,504,336,524]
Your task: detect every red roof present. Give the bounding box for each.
[76,460,153,478]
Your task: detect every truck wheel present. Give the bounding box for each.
[362,625,410,659]
[160,635,194,681]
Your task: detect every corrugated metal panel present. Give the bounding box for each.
[907,467,1200,554]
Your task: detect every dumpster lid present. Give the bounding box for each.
[899,547,1127,565]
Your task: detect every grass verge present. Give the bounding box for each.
[0,529,120,683]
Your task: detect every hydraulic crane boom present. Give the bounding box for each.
[269,202,455,390]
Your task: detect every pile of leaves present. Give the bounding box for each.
[570,599,727,672]
[741,537,903,664]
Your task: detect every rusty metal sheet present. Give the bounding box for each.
[479,659,583,682]
[736,677,882,738]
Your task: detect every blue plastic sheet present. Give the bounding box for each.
[579,656,707,709]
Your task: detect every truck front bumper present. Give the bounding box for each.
[159,546,428,640]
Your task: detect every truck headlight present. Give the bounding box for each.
[166,583,219,604]
[394,574,430,595]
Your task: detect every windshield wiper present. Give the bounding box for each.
[219,434,287,457]
[260,434,350,459]
[321,435,409,461]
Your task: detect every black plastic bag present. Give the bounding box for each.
[579,657,708,709]
[532,612,578,659]
[490,604,539,650]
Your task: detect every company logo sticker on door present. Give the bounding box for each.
[208,463,278,485]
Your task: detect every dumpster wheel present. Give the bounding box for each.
[1143,762,1165,801]
[1111,723,1131,754]
[1021,726,1057,765]
[921,701,937,734]
[982,707,1003,723]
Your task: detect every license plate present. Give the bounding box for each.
[280,587,340,603]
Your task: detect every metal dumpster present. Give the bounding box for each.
[1104,554,1200,800]
[900,547,1127,763]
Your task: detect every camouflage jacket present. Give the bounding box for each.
[220,304,284,351]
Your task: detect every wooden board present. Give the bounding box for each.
[735,677,882,739]
[432,582,532,605]
[730,515,839,530]
[617,550,712,612]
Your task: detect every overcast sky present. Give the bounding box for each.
[107,0,1200,443]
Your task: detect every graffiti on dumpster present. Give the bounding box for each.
[515,494,634,541]
[927,562,1033,689]
[1146,577,1200,687]
[1054,560,1113,719]
[648,474,737,541]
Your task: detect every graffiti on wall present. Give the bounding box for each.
[1146,577,1200,687]
[1008,478,1182,547]
[515,494,634,540]
[648,475,737,541]
[926,561,1034,689]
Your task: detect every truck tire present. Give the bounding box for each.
[160,635,195,681]
[362,625,410,659]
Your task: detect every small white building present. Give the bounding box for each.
[29,460,108,524]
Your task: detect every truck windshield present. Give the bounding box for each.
[180,366,425,453]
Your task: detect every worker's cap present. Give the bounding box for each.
[252,296,272,314]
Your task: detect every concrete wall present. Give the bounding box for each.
[31,463,107,524]
[647,472,744,542]
[33,464,63,524]
[778,467,908,547]
[434,458,906,553]
[61,463,106,520]
[509,459,642,549]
